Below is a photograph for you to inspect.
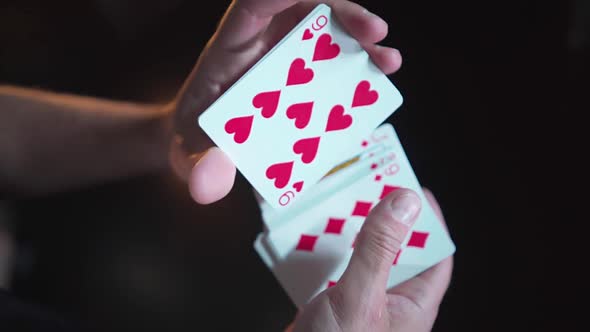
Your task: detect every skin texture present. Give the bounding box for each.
[0,1,453,328]
[0,85,171,196]
[168,0,403,204]
[286,188,453,332]
[0,0,401,201]
[169,4,454,327]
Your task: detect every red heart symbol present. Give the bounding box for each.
[293,136,320,164]
[313,33,340,62]
[286,58,314,86]
[252,90,281,118]
[302,28,313,41]
[265,161,294,189]
[293,181,304,192]
[351,80,379,107]
[286,102,313,129]
[325,105,352,132]
[224,115,254,144]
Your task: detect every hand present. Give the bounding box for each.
[168,0,403,204]
[286,188,454,332]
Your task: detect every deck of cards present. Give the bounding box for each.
[198,4,456,308]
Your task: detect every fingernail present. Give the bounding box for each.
[390,194,420,226]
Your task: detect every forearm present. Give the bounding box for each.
[0,85,173,197]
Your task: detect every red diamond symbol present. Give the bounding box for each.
[361,140,368,147]
[370,163,378,169]
[374,174,382,181]
[296,234,319,252]
[392,249,402,265]
[352,201,373,217]
[324,218,346,234]
[327,280,337,288]
[379,185,401,200]
[407,231,429,248]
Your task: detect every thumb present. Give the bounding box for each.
[169,133,237,205]
[338,188,421,300]
[188,147,236,204]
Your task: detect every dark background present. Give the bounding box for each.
[0,0,585,331]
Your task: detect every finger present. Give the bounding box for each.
[169,135,202,182]
[241,0,389,45]
[290,0,388,45]
[330,0,389,44]
[190,0,389,94]
[296,1,400,74]
[188,147,236,204]
[175,1,295,149]
[387,188,454,309]
[338,189,421,301]
[266,1,397,75]
[364,45,403,75]
[213,0,296,48]
[387,255,454,310]
[283,321,296,332]
[176,0,395,151]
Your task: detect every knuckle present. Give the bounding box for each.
[364,222,405,263]
[326,290,349,330]
[328,289,380,331]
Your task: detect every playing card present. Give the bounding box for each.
[254,232,348,307]
[254,233,434,309]
[263,125,418,259]
[254,123,456,307]
[198,4,404,209]
[254,232,276,269]
[258,123,397,232]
